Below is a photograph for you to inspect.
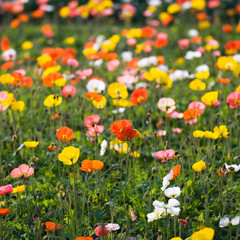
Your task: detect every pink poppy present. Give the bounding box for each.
[167,111,183,119]
[212,50,221,57]
[117,75,138,85]
[67,58,79,68]
[173,128,182,134]
[212,99,220,107]
[184,118,198,125]
[84,115,101,128]
[61,85,76,98]
[101,8,114,16]
[143,10,153,17]
[196,47,205,54]
[121,68,138,76]
[130,208,137,221]
[76,68,93,80]
[0,91,9,112]
[0,184,13,196]
[13,69,26,76]
[154,149,175,163]
[178,39,190,49]
[86,125,104,136]
[156,33,168,40]
[107,59,120,72]
[227,92,240,108]
[126,38,137,46]
[188,101,205,115]
[149,20,160,27]
[11,164,34,178]
[36,0,48,4]
[208,0,220,9]
[157,130,167,137]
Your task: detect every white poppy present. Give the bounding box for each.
[100,140,107,156]
[105,223,120,231]
[185,51,202,60]
[219,216,240,228]
[147,207,166,222]
[164,187,181,198]
[89,59,103,68]
[196,64,209,72]
[188,29,199,38]
[224,163,240,173]
[121,51,132,62]
[86,79,106,93]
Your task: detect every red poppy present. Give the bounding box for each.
[115,127,136,141]
[51,113,60,120]
[130,88,148,105]
[47,145,57,151]
[0,208,10,215]
[75,237,93,240]
[110,120,132,135]
[56,127,75,142]
[141,26,156,38]
[183,109,199,120]
[41,222,61,232]
[94,226,109,237]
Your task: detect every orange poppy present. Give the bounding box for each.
[10,19,20,28]
[62,48,77,65]
[41,222,61,232]
[130,88,148,105]
[1,37,11,51]
[75,237,93,240]
[56,127,75,142]
[222,24,233,33]
[110,120,132,135]
[121,29,129,37]
[191,36,202,44]
[84,42,95,49]
[216,78,230,84]
[127,58,139,68]
[1,62,14,70]
[0,208,10,215]
[169,165,181,181]
[115,127,136,141]
[98,51,117,60]
[43,72,63,87]
[80,159,104,173]
[85,92,103,102]
[51,113,60,120]
[42,48,64,61]
[11,72,24,85]
[196,12,207,21]
[183,108,199,120]
[156,56,165,65]
[18,14,29,22]
[41,24,53,35]
[31,10,44,18]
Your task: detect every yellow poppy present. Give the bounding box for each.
[189,79,206,91]
[192,160,206,172]
[213,125,228,138]
[193,130,205,138]
[43,95,62,107]
[108,82,128,99]
[12,185,25,193]
[58,146,80,165]
[24,141,39,148]
[191,227,214,240]
[201,91,218,106]
[11,101,24,112]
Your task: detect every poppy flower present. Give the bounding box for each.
[86,77,106,93]
[75,237,93,240]
[1,37,11,52]
[130,88,148,105]
[86,125,104,136]
[115,127,136,141]
[183,109,199,120]
[190,227,214,240]
[158,98,176,113]
[94,225,109,237]
[0,185,13,196]
[80,159,104,173]
[56,127,75,142]
[108,82,128,99]
[110,120,132,135]
[61,85,76,98]
[43,95,62,107]
[0,208,10,215]
[19,77,33,88]
[11,164,34,178]
[85,92,103,102]
[1,61,14,70]
[24,141,39,148]
[41,222,61,232]
[154,149,175,163]
[227,92,240,108]
[129,208,137,221]
[178,219,188,228]
[58,146,80,165]
[192,160,206,172]
[84,115,101,128]
[12,185,25,194]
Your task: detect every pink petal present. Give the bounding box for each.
[18,164,30,175]
[166,149,175,159]
[11,168,22,178]
[26,167,34,177]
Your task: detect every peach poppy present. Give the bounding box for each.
[130,88,148,105]
[0,208,10,215]
[41,222,61,232]
[80,159,104,173]
[56,127,75,142]
[1,62,14,70]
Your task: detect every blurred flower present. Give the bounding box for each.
[21,41,33,50]
[201,91,218,106]
[164,187,181,198]
[219,216,240,227]
[154,149,175,163]
[24,141,39,148]
[213,125,228,138]
[43,95,62,107]
[61,85,76,98]
[94,225,109,237]
[12,185,25,194]
[130,208,137,221]
[41,222,61,232]
[0,185,13,196]
[105,223,120,231]
[190,227,214,240]
[100,140,107,156]
[0,208,10,216]
[158,98,176,113]
[130,89,148,105]
[227,92,240,108]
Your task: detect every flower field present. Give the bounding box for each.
[0,0,240,239]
